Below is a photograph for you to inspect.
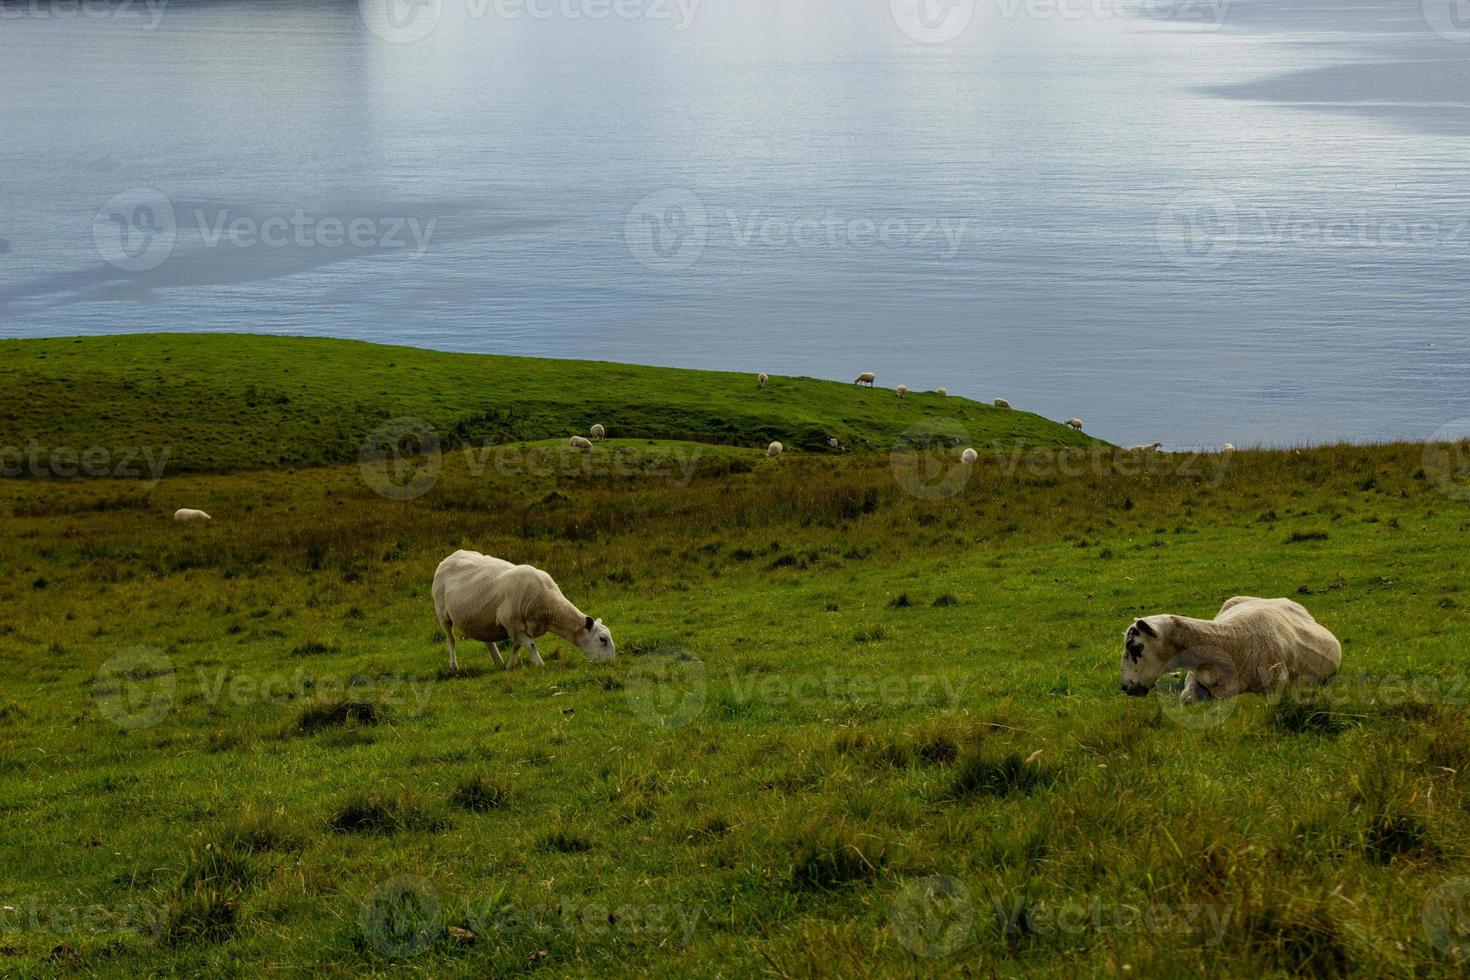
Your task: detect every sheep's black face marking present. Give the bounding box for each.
[1125,639,1144,664]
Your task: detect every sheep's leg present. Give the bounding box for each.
[504,643,521,670]
[488,642,506,669]
[1180,672,1208,703]
[523,636,545,668]
[1181,662,1243,703]
[444,621,458,672]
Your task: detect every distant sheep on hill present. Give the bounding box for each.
[896,385,907,398]
[1121,596,1341,703]
[1222,443,1236,453]
[174,508,211,522]
[994,398,1010,409]
[758,373,768,388]
[854,372,875,387]
[767,442,784,457]
[1127,442,1163,453]
[570,436,594,452]
[590,424,605,440]
[1065,418,1084,431]
[961,448,978,464]
[936,387,948,397]
[433,550,615,671]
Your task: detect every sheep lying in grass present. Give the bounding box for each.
[961,448,978,464]
[767,441,784,457]
[1066,418,1084,431]
[174,508,212,522]
[896,385,907,398]
[994,398,1010,409]
[433,550,615,671]
[569,436,594,452]
[590,424,605,440]
[1121,596,1341,703]
[758,372,768,388]
[854,372,875,387]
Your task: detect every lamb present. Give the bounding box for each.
[433,550,615,671]
[758,372,768,388]
[896,385,907,398]
[994,398,1010,409]
[767,441,784,457]
[1065,418,1084,431]
[961,448,978,464]
[1126,442,1163,453]
[1120,596,1341,703]
[854,372,875,387]
[569,436,594,452]
[936,387,948,397]
[173,508,211,522]
[590,424,605,441]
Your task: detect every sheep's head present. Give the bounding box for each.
[575,616,616,662]
[1120,617,1171,696]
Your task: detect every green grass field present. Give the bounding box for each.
[3,335,1470,977]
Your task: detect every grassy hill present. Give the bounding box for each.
[0,334,1097,474]
[1,337,1469,977]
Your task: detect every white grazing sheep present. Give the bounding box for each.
[827,437,840,449]
[1222,443,1236,453]
[767,441,783,457]
[1065,418,1084,431]
[854,372,875,387]
[758,372,768,388]
[1126,442,1163,453]
[896,385,907,398]
[1121,596,1341,703]
[569,436,594,452]
[994,398,1010,409]
[961,448,978,464]
[433,550,615,671]
[936,387,948,397]
[590,424,605,441]
[173,508,211,522]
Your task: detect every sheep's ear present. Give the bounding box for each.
[1134,618,1158,638]
[584,616,594,631]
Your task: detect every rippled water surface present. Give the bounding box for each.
[2,0,1468,446]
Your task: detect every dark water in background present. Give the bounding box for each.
[1,0,1468,448]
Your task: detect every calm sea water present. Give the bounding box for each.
[2,0,1468,447]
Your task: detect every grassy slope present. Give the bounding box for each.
[2,339,1470,977]
[0,334,1096,473]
